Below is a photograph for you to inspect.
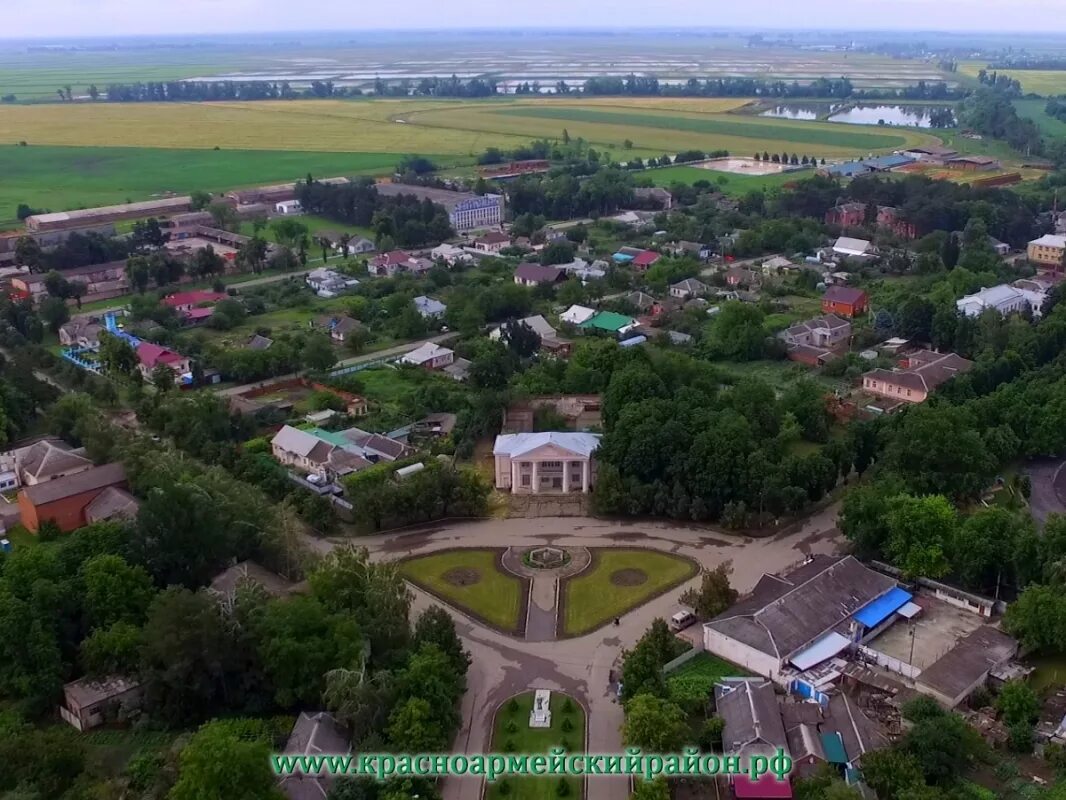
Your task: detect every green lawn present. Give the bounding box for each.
[3,525,38,550]
[399,549,525,633]
[562,549,697,636]
[0,145,420,227]
[494,106,912,149]
[242,214,377,244]
[716,359,840,392]
[486,692,585,800]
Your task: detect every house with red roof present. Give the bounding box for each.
[162,290,227,312]
[368,250,433,277]
[136,342,190,383]
[821,286,868,318]
[631,250,661,271]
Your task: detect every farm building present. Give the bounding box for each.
[374,183,504,230]
[25,197,193,233]
[226,177,349,206]
[947,155,1001,172]
[633,187,673,210]
[60,676,143,731]
[275,200,303,215]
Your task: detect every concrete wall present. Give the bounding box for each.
[703,626,779,681]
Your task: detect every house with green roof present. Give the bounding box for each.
[580,311,638,336]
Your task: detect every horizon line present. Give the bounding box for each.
[2,25,1066,43]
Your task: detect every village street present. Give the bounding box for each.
[308,503,845,800]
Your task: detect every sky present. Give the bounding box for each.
[3,0,1066,39]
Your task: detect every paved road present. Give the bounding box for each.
[214,332,460,397]
[309,503,844,800]
[1026,458,1066,527]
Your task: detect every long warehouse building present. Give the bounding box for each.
[374,182,504,231]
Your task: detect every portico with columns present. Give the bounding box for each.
[493,432,601,495]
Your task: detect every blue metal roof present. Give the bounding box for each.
[825,161,871,177]
[853,586,912,628]
[864,153,915,170]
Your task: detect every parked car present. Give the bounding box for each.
[669,610,696,631]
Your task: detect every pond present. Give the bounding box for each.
[828,104,955,128]
[759,102,955,128]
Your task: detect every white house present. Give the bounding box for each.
[306,268,360,298]
[560,305,596,325]
[430,243,473,266]
[414,296,447,319]
[275,200,303,215]
[489,314,558,342]
[831,237,876,260]
[400,342,455,370]
[336,237,375,256]
[956,284,1041,318]
[493,432,601,494]
[669,278,710,300]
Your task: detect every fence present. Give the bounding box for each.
[662,647,701,675]
[329,357,393,377]
[856,644,921,679]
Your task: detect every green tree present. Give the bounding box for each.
[413,605,470,677]
[703,302,768,361]
[997,680,1039,726]
[169,719,284,800]
[272,217,310,248]
[81,554,155,630]
[207,201,239,231]
[630,778,670,800]
[253,595,363,709]
[14,235,43,271]
[190,190,212,211]
[622,693,688,751]
[386,696,448,751]
[38,296,70,333]
[97,332,139,377]
[302,333,337,372]
[81,620,143,676]
[679,564,737,618]
[884,494,956,579]
[140,588,237,726]
[126,255,152,293]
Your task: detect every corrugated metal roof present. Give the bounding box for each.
[820,731,848,764]
[789,631,852,671]
[853,586,912,628]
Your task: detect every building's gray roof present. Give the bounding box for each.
[493,432,601,458]
[715,679,788,754]
[706,556,896,661]
[84,486,139,523]
[279,712,349,800]
[671,278,709,294]
[20,440,92,481]
[64,675,141,709]
[210,560,297,598]
[21,462,126,506]
[827,692,889,761]
[515,263,565,284]
[247,334,274,350]
[272,426,327,459]
[917,626,1017,703]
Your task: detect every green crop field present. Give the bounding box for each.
[0,145,422,228]
[492,106,912,150]
[1014,99,1066,138]
[959,62,1066,96]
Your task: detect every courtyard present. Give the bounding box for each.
[865,594,987,671]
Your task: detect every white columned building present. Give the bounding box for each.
[492,432,601,495]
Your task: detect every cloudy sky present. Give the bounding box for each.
[3,0,1064,38]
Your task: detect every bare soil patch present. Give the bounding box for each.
[610,568,649,587]
[443,566,481,587]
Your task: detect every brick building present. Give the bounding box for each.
[17,462,128,533]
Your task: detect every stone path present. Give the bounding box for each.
[308,504,845,800]
[501,546,592,642]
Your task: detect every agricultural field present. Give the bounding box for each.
[0,36,957,100]
[1014,99,1066,138]
[958,61,1066,95]
[0,145,417,228]
[407,99,941,160]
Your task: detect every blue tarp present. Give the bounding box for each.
[853,586,913,629]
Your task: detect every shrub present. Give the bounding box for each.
[508,698,519,714]
[556,777,571,796]
[561,718,573,733]
[562,698,574,713]
[505,720,518,734]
